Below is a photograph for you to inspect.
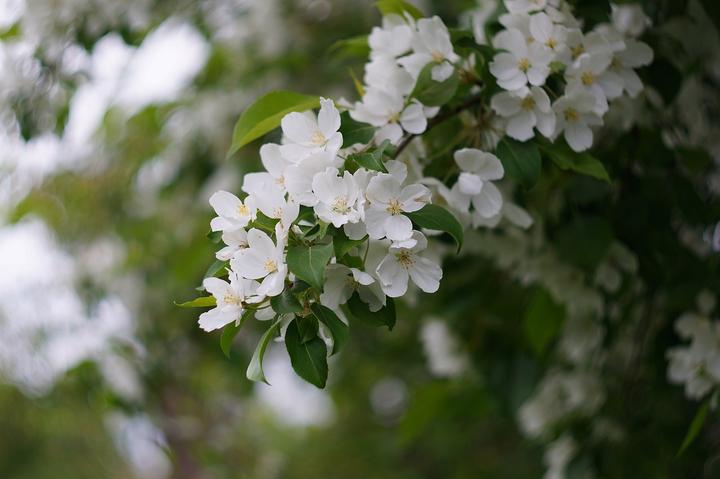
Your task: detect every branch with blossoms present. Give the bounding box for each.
[179,0,653,388]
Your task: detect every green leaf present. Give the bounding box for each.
[295,315,319,343]
[246,318,282,384]
[207,230,223,243]
[286,243,335,291]
[405,204,464,252]
[220,309,253,358]
[346,293,396,330]
[339,111,375,148]
[249,211,279,232]
[285,319,329,388]
[677,399,710,457]
[496,138,541,189]
[228,90,320,156]
[523,289,565,356]
[331,228,367,258]
[270,289,304,314]
[375,0,424,19]
[311,304,349,355]
[204,259,228,279]
[410,63,459,107]
[555,217,613,272]
[348,140,391,173]
[175,296,216,308]
[328,35,370,60]
[540,141,610,182]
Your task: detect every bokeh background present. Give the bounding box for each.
[1,0,719,478]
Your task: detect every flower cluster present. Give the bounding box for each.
[488,0,653,151]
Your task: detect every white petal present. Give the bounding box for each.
[376,255,409,297]
[400,103,427,134]
[384,214,414,242]
[409,256,442,293]
[318,98,341,137]
[565,122,593,152]
[209,190,241,218]
[471,181,503,218]
[199,308,238,332]
[506,109,536,141]
[458,172,484,196]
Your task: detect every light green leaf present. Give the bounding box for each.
[523,289,565,356]
[246,318,282,384]
[346,293,396,330]
[405,204,464,252]
[540,141,610,182]
[204,259,228,279]
[285,319,329,388]
[228,90,320,156]
[175,296,216,308]
[220,309,253,358]
[496,138,542,189]
[348,140,391,173]
[328,35,370,60]
[339,111,375,148]
[270,289,304,314]
[286,243,335,291]
[375,0,424,19]
[410,63,459,107]
[311,304,349,355]
[677,398,710,457]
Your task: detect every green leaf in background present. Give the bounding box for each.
[331,227,367,258]
[220,309,254,358]
[496,138,542,189]
[246,318,282,384]
[555,216,614,272]
[311,304,349,355]
[285,319,329,388]
[338,111,375,148]
[207,230,223,243]
[270,289,304,314]
[346,293,396,330]
[540,141,610,182]
[406,204,464,252]
[204,259,228,279]
[228,90,320,156]
[523,289,566,356]
[286,243,335,291]
[375,0,424,19]
[411,63,459,107]
[328,35,370,60]
[677,398,710,456]
[175,296,216,308]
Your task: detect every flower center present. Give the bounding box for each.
[581,71,595,86]
[431,51,444,62]
[386,199,403,215]
[397,251,414,268]
[521,96,536,110]
[517,57,531,72]
[388,111,401,123]
[332,197,350,214]
[237,203,250,216]
[545,37,558,50]
[571,45,584,59]
[274,175,285,186]
[264,259,278,273]
[311,130,327,146]
[223,293,243,306]
[564,108,579,122]
[272,207,283,218]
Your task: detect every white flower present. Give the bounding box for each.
[279,97,342,160]
[209,190,256,232]
[376,231,443,297]
[231,226,288,297]
[216,228,248,261]
[490,28,552,90]
[364,55,414,96]
[446,148,505,222]
[249,184,299,227]
[350,87,427,144]
[667,312,720,400]
[241,143,293,194]
[529,12,567,58]
[320,263,384,311]
[365,173,431,242]
[199,273,260,332]
[311,167,362,227]
[612,3,651,38]
[552,89,602,152]
[368,21,413,58]
[565,51,623,114]
[611,39,653,97]
[284,150,342,206]
[399,16,459,81]
[491,86,556,140]
[505,0,547,15]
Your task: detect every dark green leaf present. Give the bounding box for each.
[554,217,614,272]
[220,309,253,358]
[405,204,464,252]
[523,289,565,356]
[285,319,328,388]
[175,296,216,308]
[410,63,459,107]
[347,293,396,330]
[348,140,391,173]
[228,90,320,156]
[286,243,335,291]
[207,230,223,243]
[249,211,279,232]
[375,0,424,19]
[246,318,281,384]
[270,289,304,314]
[331,227,368,258]
[204,259,228,279]
[295,315,319,343]
[496,138,541,189]
[677,399,710,456]
[338,111,375,147]
[540,141,610,182]
[311,304,349,355]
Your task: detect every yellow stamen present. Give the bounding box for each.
[581,71,595,86]
[564,108,579,122]
[332,197,350,214]
[386,199,402,215]
[521,96,536,110]
[517,57,531,72]
[546,38,557,50]
[397,251,414,268]
[311,130,327,146]
[237,203,249,216]
[264,259,278,273]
